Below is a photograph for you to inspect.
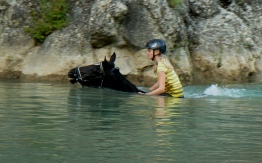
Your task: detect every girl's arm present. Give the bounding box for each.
[150,81,159,91]
[146,72,165,96]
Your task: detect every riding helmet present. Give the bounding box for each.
[144,39,166,53]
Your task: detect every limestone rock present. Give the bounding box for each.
[0,0,261,85]
[189,0,220,18]
[188,2,261,83]
[89,0,128,48]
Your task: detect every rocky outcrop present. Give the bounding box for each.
[187,0,262,83]
[0,0,261,86]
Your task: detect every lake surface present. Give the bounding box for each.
[0,81,262,162]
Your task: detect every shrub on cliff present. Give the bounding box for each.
[24,0,69,44]
[167,0,182,8]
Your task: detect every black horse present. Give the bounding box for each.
[68,52,145,93]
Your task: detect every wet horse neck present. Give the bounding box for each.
[103,72,139,93]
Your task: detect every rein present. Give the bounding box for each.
[75,62,116,87]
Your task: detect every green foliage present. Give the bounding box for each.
[167,0,182,9]
[6,55,14,62]
[244,42,254,50]
[24,0,69,43]
[179,75,184,81]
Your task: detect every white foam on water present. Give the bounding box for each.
[204,84,246,98]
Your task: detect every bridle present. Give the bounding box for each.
[74,62,116,87]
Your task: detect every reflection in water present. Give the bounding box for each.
[156,96,182,107]
[152,96,183,157]
[0,82,262,162]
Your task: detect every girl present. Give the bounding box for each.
[139,39,184,98]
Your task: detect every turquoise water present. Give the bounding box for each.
[0,81,262,162]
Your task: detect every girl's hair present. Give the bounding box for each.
[154,55,174,73]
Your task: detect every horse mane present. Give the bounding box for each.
[105,68,141,93]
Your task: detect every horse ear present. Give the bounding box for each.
[104,56,108,63]
[109,52,116,64]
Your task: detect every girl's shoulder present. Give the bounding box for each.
[157,61,168,73]
[157,61,167,68]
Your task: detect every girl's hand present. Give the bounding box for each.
[138,92,147,95]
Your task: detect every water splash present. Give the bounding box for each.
[204,84,245,98]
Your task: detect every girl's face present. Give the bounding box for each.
[147,49,160,60]
[147,49,154,59]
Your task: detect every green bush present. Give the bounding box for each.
[24,0,69,44]
[167,0,182,9]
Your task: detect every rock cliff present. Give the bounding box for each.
[0,0,261,86]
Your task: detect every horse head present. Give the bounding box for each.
[68,52,144,93]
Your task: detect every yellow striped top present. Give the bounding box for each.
[157,61,184,98]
